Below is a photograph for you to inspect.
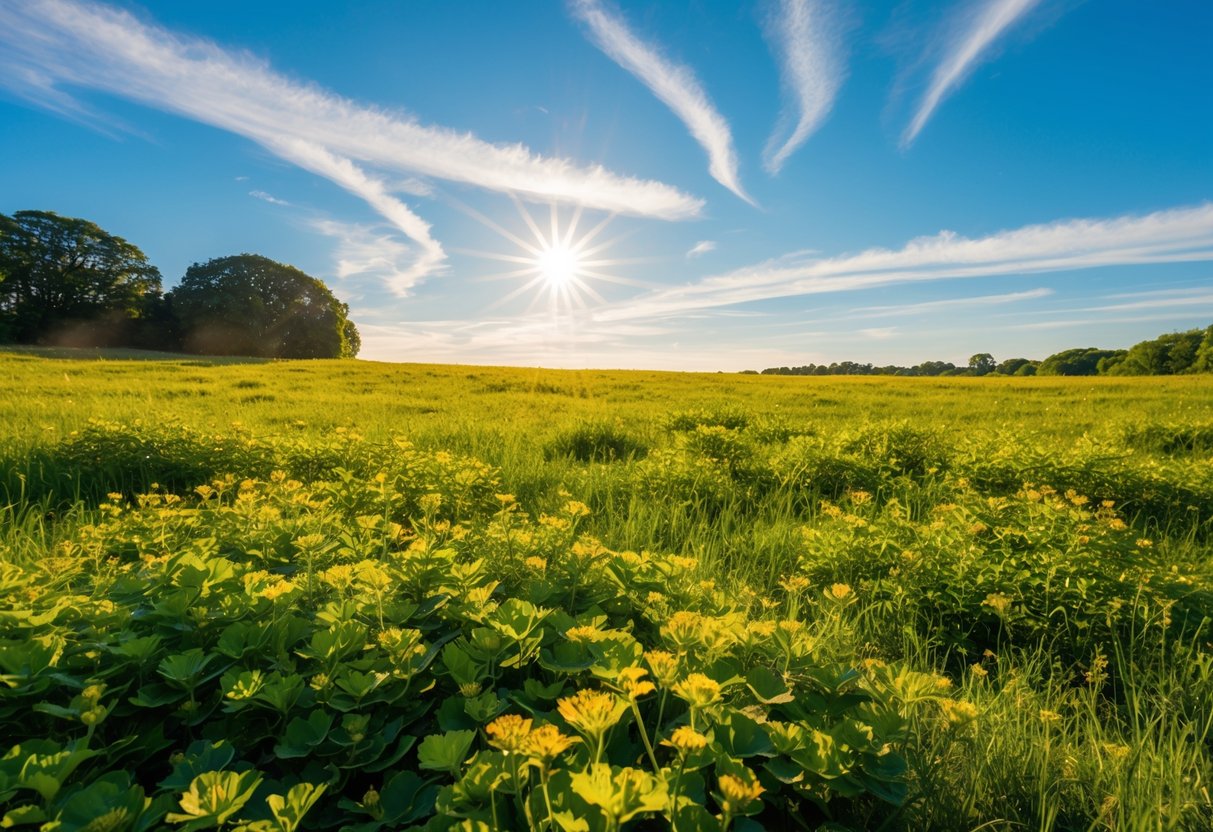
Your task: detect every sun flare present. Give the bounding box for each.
[538,244,579,287]
[457,198,649,315]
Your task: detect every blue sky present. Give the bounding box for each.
[1,0,1210,370]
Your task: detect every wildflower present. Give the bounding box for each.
[983,593,1013,617]
[1084,653,1109,687]
[563,500,591,517]
[1102,743,1131,761]
[557,689,626,739]
[486,714,533,754]
[779,575,810,593]
[668,555,697,571]
[644,651,679,687]
[1136,538,1153,549]
[459,682,482,698]
[617,667,656,700]
[525,724,579,762]
[826,583,854,602]
[672,673,722,710]
[717,771,764,815]
[524,556,547,571]
[662,611,704,651]
[970,663,989,679]
[1039,709,1063,724]
[939,699,979,727]
[664,725,709,754]
[566,625,604,644]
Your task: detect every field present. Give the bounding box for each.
[1,347,1211,831]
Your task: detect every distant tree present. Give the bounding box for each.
[968,353,996,376]
[169,254,359,358]
[1108,329,1204,375]
[1013,362,1038,377]
[1192,325,1213,373]
[995,357,1032,375]
[1037,348,1123,376]
[0,210,163,346]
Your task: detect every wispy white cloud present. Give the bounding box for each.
[268,138,446,295]
[761,0,847,173]
[844,287,1053,319]
[902,0,1043,148]
[0,0,704,228]
[1085,292,1213,313]
[311,219,427,295]
[568,0,752,204]
[249,190,290,206]
[1012,313,1213,331]
[686,240,717,258]
[595,203,1213,322]
[858,327,897,340]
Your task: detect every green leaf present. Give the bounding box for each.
[265,783,326,832]
[273,710,333,759]
[158,741,235,791]
[569,764,667,825]
[416,731,475,775]
[714,710,774,759]
[165,770,263,832]
[48,771,145,832]
[1,804,47,827]
[745,666,795,705]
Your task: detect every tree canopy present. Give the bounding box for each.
[169,254,359,359]
[0,210,163,346]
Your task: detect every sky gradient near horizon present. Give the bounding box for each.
[1,0,1211,370]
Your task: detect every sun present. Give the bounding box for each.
[454,197,648,315]
[537,244,580,287]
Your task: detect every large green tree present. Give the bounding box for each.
[169,254,359,358]
[0,210,163,345]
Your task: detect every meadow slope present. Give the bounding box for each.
[1,348,1211,831]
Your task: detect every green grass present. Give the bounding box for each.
[0,347,1210,831]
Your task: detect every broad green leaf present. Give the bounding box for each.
[416,731,475,775]
[165,770,263,832]
[265,783,326,832]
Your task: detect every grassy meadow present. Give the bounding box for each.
[1,347,1211,831]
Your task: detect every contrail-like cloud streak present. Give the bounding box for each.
[568,0,753,204]
[0,0,704,221]
[762,0,847,173]
[595,203,1213,322]
[902,0,1043,147]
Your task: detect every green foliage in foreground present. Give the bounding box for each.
[0,353,1211,830]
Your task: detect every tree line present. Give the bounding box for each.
[0,210,359,358]
[752,329,1213,377]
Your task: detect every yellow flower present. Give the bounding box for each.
[617,667,656,700]
[826,583,853,602]
[983,593,1012,616]
[486,714,533,754]
[557,689,626,739]
[525,724,579,762]
[662,611,704,651]
[524,556,547,571]
[1039,709,1063,724]
[664,725,709,753]
[672,673,722,710]
[717,771,764,815]
[458,682,483,698]
[566,625,604,644]
[644,651,680,687]
[970,663,989,679]
[778,575,810,593]
[939,699,979,727]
